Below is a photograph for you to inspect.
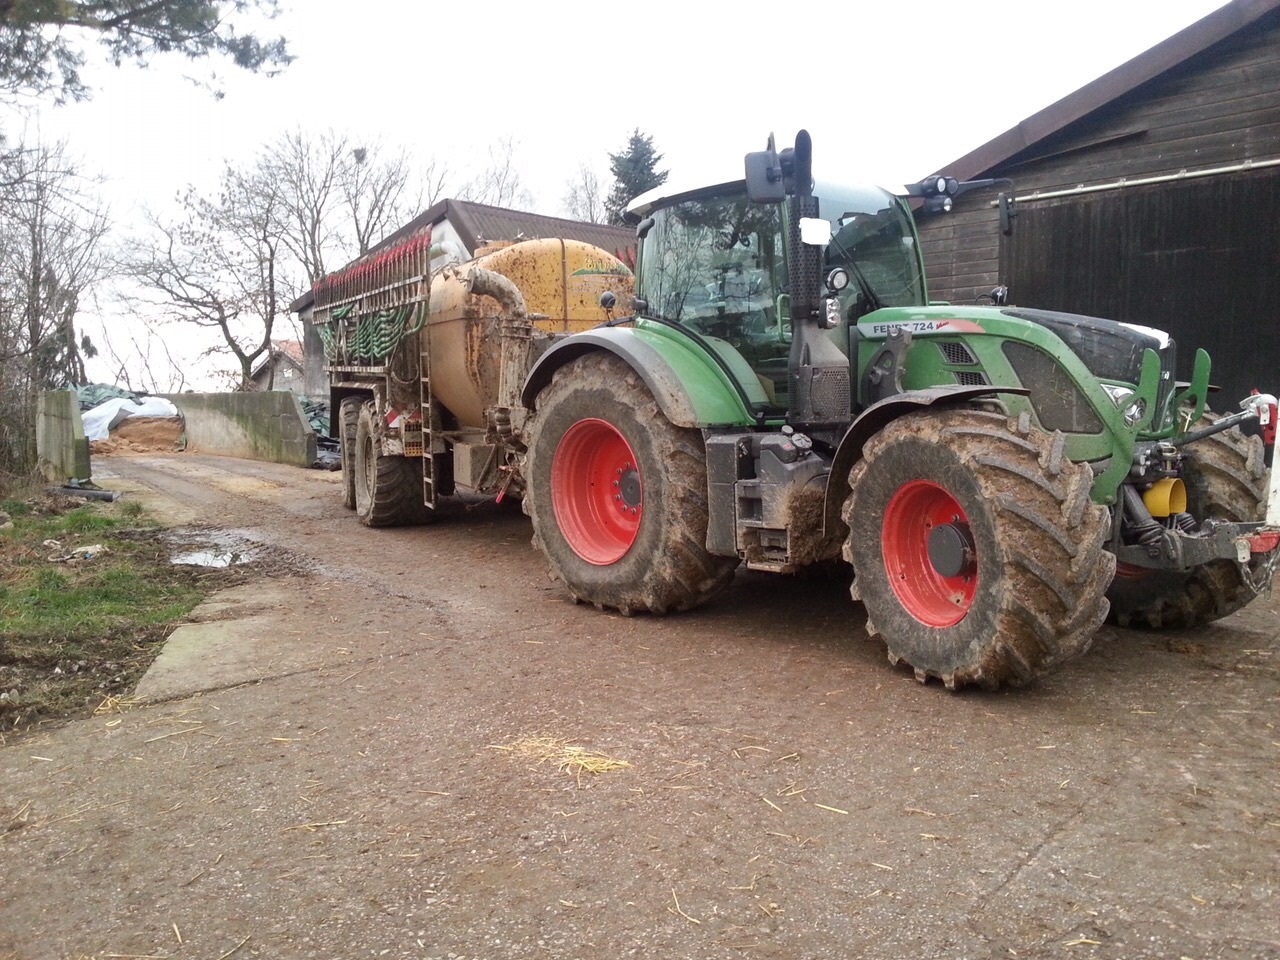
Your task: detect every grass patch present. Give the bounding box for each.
[0,495,251,739]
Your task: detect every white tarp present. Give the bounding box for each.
[82,396,180,441]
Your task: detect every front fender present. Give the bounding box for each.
[822,386,1031,536]
[521,326,758,428]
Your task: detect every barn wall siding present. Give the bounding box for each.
[918,8,1280,322]
[1003,169,1280,408]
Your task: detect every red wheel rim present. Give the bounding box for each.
[881,480,977,627]
[551,418,642,565]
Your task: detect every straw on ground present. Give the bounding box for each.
[489,737,630,777]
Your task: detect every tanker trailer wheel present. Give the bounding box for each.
[339,397,362,510]
[523,352,738,614]
[842,408,1114,690]
[1108,417,1269,629]
[353,401,434,527]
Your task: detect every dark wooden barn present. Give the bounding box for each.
[916,0,1280,409]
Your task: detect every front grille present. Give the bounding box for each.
[1003,341,1104,434]
[938,341,977,365]
[809,368,851,420]
[955,370,989,386]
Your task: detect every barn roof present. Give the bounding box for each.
[291,200,633,314]
[934,0,1280,181]
[437,200,633,259]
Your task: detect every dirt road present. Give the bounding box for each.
[2,453,1277,960]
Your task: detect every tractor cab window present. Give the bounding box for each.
[637,191,790,409]
[639,192,786,344]
[820,194,926,318]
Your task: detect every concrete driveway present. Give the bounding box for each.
[1,453,1276,960]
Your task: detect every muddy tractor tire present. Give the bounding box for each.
[523,352,738,614]
[842,408,1114,690]
[339,397,362,510]
[353,401,433,528]
[1107,419,1269,629]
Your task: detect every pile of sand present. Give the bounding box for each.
[90,417,185,455]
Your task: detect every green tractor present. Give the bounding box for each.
[520,130,1279,689]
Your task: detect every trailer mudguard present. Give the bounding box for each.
[521,326,759,428]
[822,386,1031,536]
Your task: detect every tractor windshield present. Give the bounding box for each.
[820,189,927,314]
[637,191,786,342]
[633,184,924,412]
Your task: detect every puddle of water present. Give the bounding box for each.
[170,548,257,568]
[164,528,260,568]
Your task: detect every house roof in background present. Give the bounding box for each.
[250,340,304,379]
[933,0,1280,180]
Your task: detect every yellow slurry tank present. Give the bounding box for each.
[426,238,634,429]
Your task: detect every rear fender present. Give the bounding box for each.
[822,386,1031,536]
[330,384,377,421]
[520,328,755,428]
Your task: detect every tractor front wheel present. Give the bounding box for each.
[842,408,1114,689]
[1108,419,1270,628]
[524,352,738,614]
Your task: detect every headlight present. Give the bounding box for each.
[1102,384,1135,407]
[1102,384,1145,427]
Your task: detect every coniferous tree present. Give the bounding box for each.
[605,129,668,225]
[0,0,291,102]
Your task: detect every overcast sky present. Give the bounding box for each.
[2,0,1233,388]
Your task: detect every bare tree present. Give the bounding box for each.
[122,130,437,389]
[95,309,188,393]
[338,139,422,260]
[562,162,605,223]
[122,169,287,390]
[459,137,533,209]
[268,129,343,289]
[101,325,179,392]
[0,140,109,478]
[264,129,428,286]
[418,157,451,211]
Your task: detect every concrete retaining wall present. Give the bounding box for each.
[162,392,317,468]
[36,391,91,483]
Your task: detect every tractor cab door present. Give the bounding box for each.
[636,190,791,413]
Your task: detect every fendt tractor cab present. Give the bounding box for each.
[518,130,1280,689]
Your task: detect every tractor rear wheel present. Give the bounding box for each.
[353,401,434,527]
[842,408,1113,690]
[524,352,738,614]
[1107,419,1269,629]
[339,397,362,510]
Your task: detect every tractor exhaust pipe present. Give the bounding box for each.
[783,131,852,429]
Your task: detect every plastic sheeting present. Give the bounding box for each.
[82,396,180,441]
[74,383,141,410]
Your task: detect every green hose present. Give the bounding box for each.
[317,304,419,364]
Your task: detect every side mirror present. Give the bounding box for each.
[745,134,787,203]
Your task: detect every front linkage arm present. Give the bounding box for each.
[1117,391,1280,587]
